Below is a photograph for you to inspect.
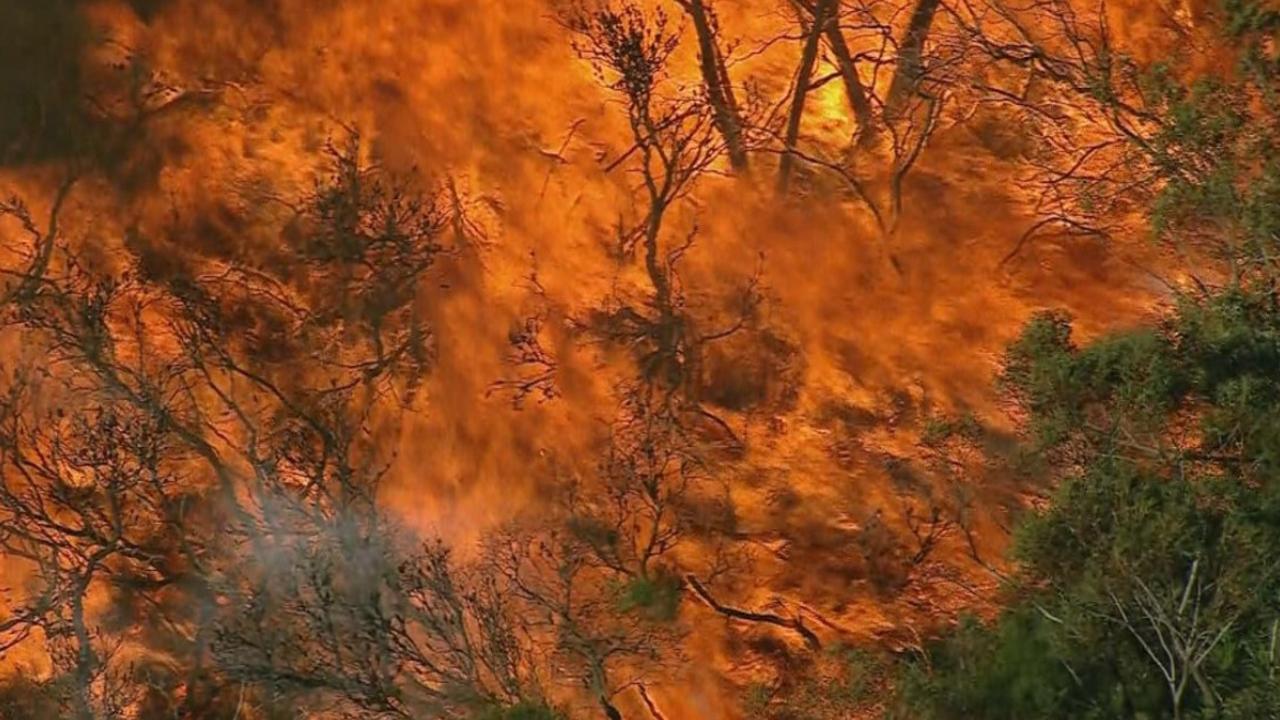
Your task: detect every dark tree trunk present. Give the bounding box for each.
[777,0,836,194]
[822,17,875,144]
[885,0,942,116]
[70,588,96,720]
[685,573,821,649]
[794,0,875,143]
[679,0,749,170]
[601,696,624,720]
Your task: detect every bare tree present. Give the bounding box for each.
[683,574,821,650]
[489,263,561,408]
[792,0,876,142]
[1105,557,1242,720]
[565,2,722,309]
[562,398,697,586]
[948,0,1183,266]
[489,521,679,720]
[0,134,490,717]
[675,0,750,170]
[777,0,837,194]
[885,0,943,116]
[0,391,188,720]
[0,175,77,308]
[213,502,547,719]
[567,1,761,446]
[759,0,956,240]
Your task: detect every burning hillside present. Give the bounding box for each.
[3,0,1270,718]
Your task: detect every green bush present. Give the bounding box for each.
[892,288,1280,719]
[473,700,567,720]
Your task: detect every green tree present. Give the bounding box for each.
[893,5,1280,718]
[893,289,1280,719]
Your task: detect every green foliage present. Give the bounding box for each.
[1141,3,1280,274]
[616,571,683,622]
[566,514,621,550]
[891,612,1094,720]
[745,645,889,720]
[920,411,983,447]
[893,289,1280,719]
[1224,0,1280,38]
[472,700,567,720]
[999,310,1184,451]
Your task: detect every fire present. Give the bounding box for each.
[0,0,1211,718]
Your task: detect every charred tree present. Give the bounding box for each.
[488,522,678,720]
[567,2,757,449]
[684,574,820,649]
[676,0,749,171]
[777,0,836,194]
[792,0,875,144]
[885,0,942,117]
